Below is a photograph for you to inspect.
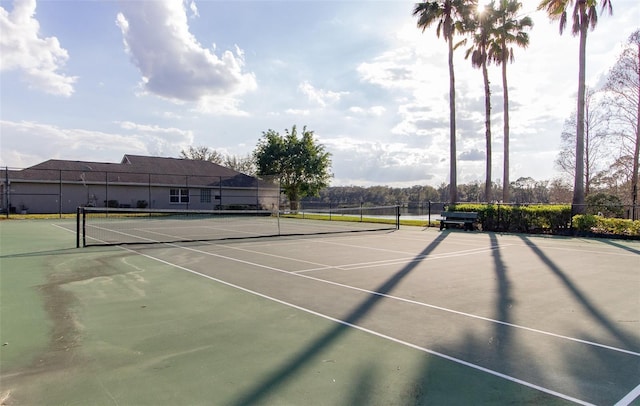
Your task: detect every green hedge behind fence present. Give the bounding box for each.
[449,204,574,234]
[446,204,640,238]
[572,214,640,237]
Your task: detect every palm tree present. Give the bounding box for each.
[488,0,532,203]
[538,0,612,213]
[413,1,469,204]
[462,1,498,202]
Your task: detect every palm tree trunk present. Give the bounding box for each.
[482,59,492,202]
[501,37,510,203]
[448,32,458,204]
[573,14,588,215]
[632,40,640,220]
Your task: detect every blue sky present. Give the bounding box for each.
[1,0,639,187]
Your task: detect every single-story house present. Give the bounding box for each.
[1,155,280,214]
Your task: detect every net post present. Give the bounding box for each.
[76,206,80,248]
[396,205,400,230]
[82,207,87,247]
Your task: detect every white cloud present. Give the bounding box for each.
[115,0,256,108]
[0,120,193,167]
[0,0,76,96]
[194,95,251,116]
[459,148,485,162]
[284,108,310,116]
[348,105,386,117]
[298,81,348,107]
[323,136,443,186]
[188,0,199,18]
[117,120,194,155]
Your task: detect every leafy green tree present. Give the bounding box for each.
[254,125,332,211]
[489,0,532,203]
[413,0,470,204]
[538,0,613,213]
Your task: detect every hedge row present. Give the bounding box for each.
[448,204,573,234]
[573,214,640,237]
[446,204,640,238]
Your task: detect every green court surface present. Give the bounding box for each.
[1,219,639,405]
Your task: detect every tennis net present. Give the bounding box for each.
[77,206,400,247]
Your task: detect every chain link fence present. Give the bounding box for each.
[1,167,281,217]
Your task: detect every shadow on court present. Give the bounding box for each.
[229,232,450,405]
[414,232,551,404]
[519,235,639,352]
[518,235,640,403]
[599,238,640,255]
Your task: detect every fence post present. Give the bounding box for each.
[4,167,9,219]
[76,207,80,248]
[59,170,62,218]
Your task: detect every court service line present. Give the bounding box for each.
[167,242,640,357]
[294,245,503,273]
[122,245,596,406]
[224,242,500,273]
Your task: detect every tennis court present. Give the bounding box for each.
[1,217,639,405]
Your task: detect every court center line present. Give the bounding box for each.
[164,242,640,357]
[121,244,596,406]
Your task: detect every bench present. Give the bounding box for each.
[439,211,478,231]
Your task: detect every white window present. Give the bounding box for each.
[170,188,189,203]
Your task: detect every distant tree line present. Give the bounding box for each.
[300,178,572,208]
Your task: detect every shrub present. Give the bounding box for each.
[572,214,640,237]
[572,214,598,232]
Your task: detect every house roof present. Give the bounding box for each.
[8,155,267,188]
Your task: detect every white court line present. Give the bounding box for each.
[341,246,504,271]
[121,244,596,406]
[615,382,640,406]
